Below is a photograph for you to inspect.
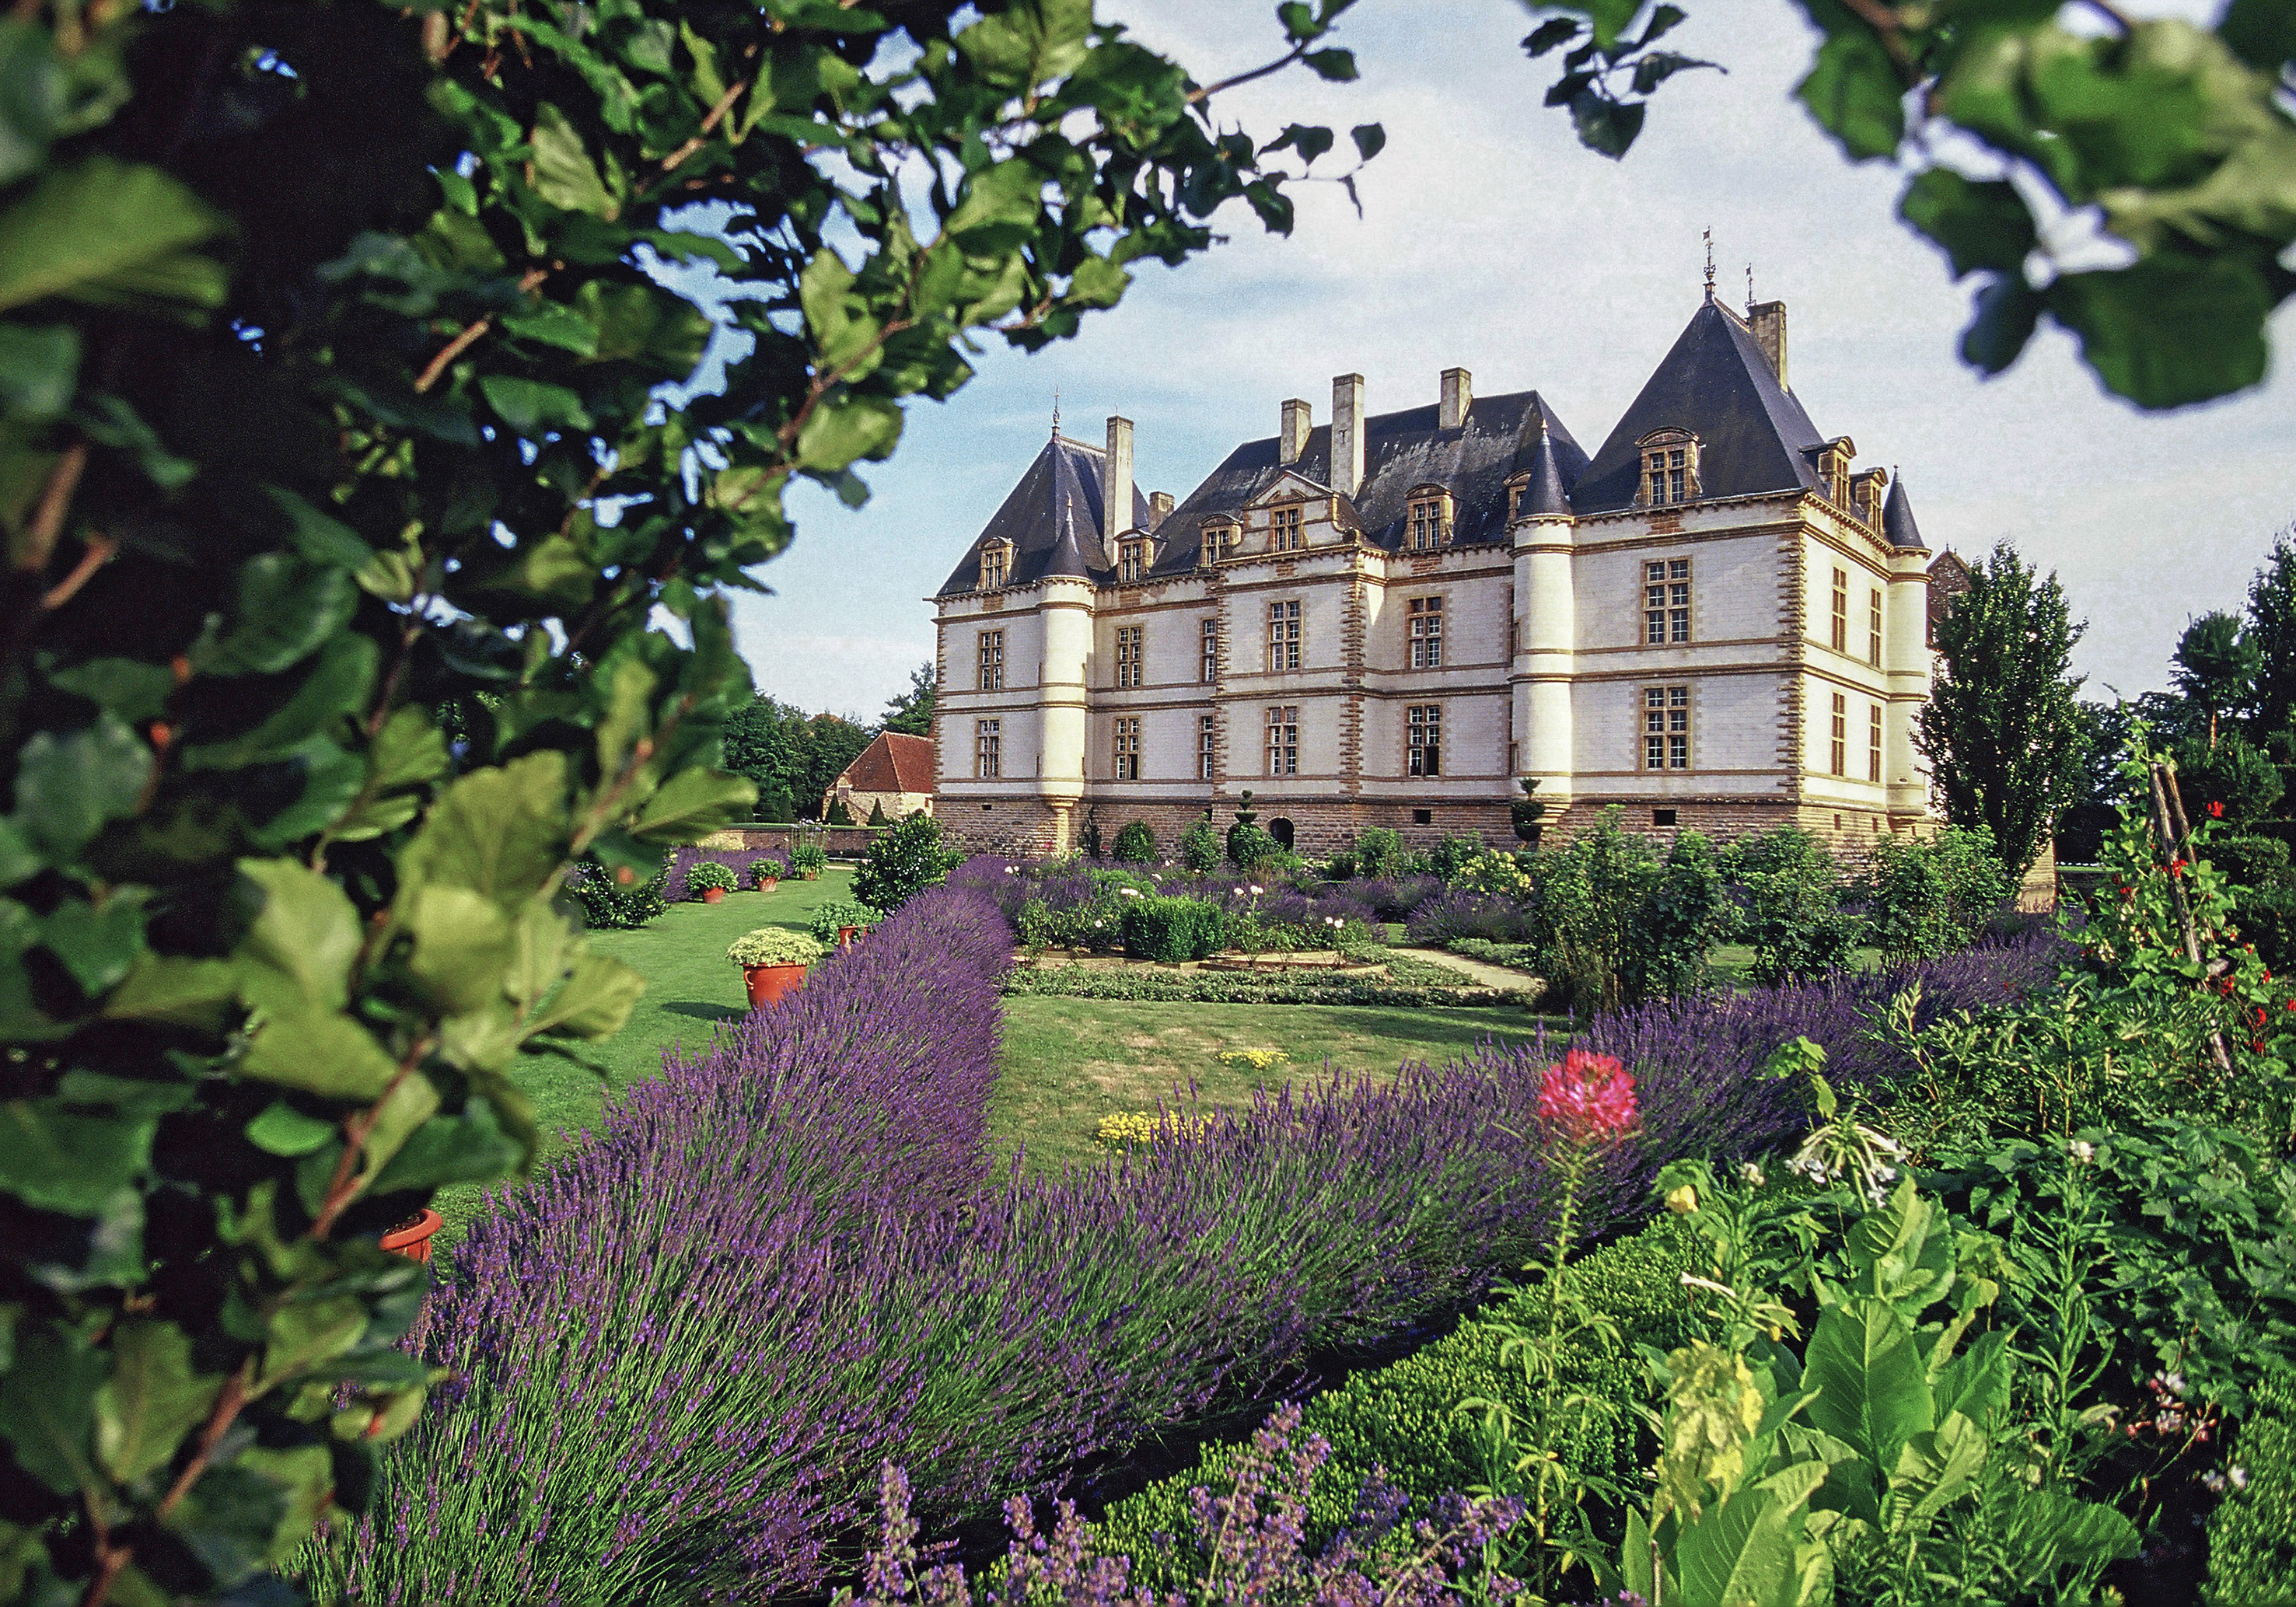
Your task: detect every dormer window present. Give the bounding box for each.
[979,540,1012,589]
[1118,537,1148,583]
[1505,475,1528,522]
[1638,429,1700,507]
[1850,469,1886,528]
[1407,487,1451,551]
[1815,437,1856,509]
[1199,519,1240,567]
[1270,504,1305,554]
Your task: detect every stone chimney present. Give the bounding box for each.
[1749,301,1788,388]
[1439,367,1471,431]
[1148,491,1173,530]
[1331,372,1365,498]
[1280,398,1312,466]
[1103,415,1134,548]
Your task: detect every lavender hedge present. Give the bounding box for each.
[298,894,2065,1605]
[662,842,788,902]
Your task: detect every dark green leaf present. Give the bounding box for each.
[1899,169,2038,280]
[1569,90,1645,159]
[46,656,173,721]
[0,1099,153,1214]
[1351,122,1386,161]
[1960,274,2043,376]
[627,765,757,844]
[477,374,593,435]
[0,320,76,417]
[0,155,223,313]
[1270,123,1336,165]
[12,712,149,860]
[2045,254,2273,408]
[953,0,1093,90]
[1636,3,1689,49]
[0,1319,104,1494]
[1630,51,1715,96]
[1303,48,1358,82]
[264,488,376,570]
[2221,0,2296,72]
[368,1095,524,1194]
[40,895,145,997]
[193,556,358,677]
[1522,17,1581,58]
[96,1321,222,1484]
[183,634,379,770]
[245,1101,337,1158]
[246,736,369,851]
[1798,27,1906,161]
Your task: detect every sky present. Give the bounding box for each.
[717,0,2296,721]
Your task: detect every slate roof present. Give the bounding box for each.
[835,731,935,795]
[1882,475,1925,550]
[935,433,1153,596]
[1144,390,1588,575]
[1570,298,1829,515]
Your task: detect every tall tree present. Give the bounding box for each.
[2172,611,2261,747]
[1916,541,2089,877]
[2249,530,2296,739]
[880,660,938,737]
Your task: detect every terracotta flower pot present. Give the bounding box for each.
[799,869,820,881]
[379,1208,443,1264]
[745,962,809,1008]
[837,924,860,949]
[757,876,779,894]
[701,886,725,903]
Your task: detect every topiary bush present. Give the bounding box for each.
[1180,816,1223,872]
[1112,819,1158,863]
[853,812,967,914]
[1120,895,1228,962]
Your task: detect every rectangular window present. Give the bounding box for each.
[980,545,1008,589]
[1407,596,1445,669]
[1200,617,1218,683]
[1267,599,1302,670]
[1113,716,1141,781]
[1114,625,1142,689]
[1409,498,1446,550]
[1830,692,1847,777]
[1198,714,1216,781]
[1643,685,1690,770]
[1407,704,1442,777]
[1265,705,1298,775]
[1868,588,1884,667]
[1644,558,1690,645]
[1830,567,1848,652]
[977,629,1004,692]
[1270,505,1303,552]
[1646,448,1689,505]
[1869,701,1885,783]
[975,719,1001,779]
[1119,540,1147,583]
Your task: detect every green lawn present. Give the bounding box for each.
[432,867,858,1236]
[989,996,1551,1175]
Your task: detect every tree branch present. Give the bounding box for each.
[1185,41,1311,106]
[412,267,550,393]
[41,534,116,612]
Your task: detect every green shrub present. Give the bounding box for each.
[790,840,829,876]
[1179,817,1223,872]
[1429,834,1486,882]
[2207,1371,2296,1606]
[853,812,966,912]
[806,900,882,947]
[1721,824,1861,983]
[1448,938,1539,969]
[725,928,826,967]
[1351,826,1409,879]
[1001,965,1532,1009]
[1521,812,1732,1014]
[1094,1220,1707,1588]
[568,858,670,930]
[687,859,739,896]
[826,796,856,825]
[750,856,788,887]
[1120,895,1228,961]
[1112,819,1158,863]
[1860,824,2011,961]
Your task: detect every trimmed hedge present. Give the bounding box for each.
[2207,1372,2296,1605]
[1002,962,1536,1010]
[1093,1218,1709,1589]
[1120,896,1228,962]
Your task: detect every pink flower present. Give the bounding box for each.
[1536,1047,1639,1146]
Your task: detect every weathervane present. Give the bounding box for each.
[1051,386,1061,438]
[1702,228,1715,300]
[1746,263,1756,311]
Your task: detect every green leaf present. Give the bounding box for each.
[1899,169,2038,280]
[193,555,358,677]
[401,883,514,1015]
[247,736,369,851]
[1569,90,1645,159]
[1672,1469,1823,1607]
[235,858,361,1012]
[0,1099,153,1214]
[575,280,711,373]
[1303,47,1358,82]
[396,753,570,910]
[1960,274,2043,376]
[12,712,149,859]
[1885,1410,1987,1530]
[245,1101,337,1158]
[46,655,173,721]
[0,155,224,314]
[1797,27,1905,161]
[368,705,450,793]
[1351,123,1386,161]
[1803,1295,1934,1468]
[96,1321,223,1485]
[183,633,379,770]
[102,955,238,1031]
[238,1003,401,1100]
[2045,254,2273,409]
[0,320,77,417]
[40,895,145,997]
[500,298,599,358]
[627,765,757,844]
[1931,1326,2010,1427]
[2221,0,2296,72]
[1066,255,1129,309]
[526,949,646,1039]
[351,1065,440,1190]
[1522,18,1581,58]
[369,1095,524,1195]
[463,531,596,610]
[477,374,593,435]
[263,488,376,571]
[795,391,903,473]
[527,102,618,220]
[259,1296,367,1392]
[0,1319,104,1495]
[953,0,1093,90]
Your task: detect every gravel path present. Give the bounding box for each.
[1390,945,1546,995]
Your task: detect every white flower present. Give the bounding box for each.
[1119,886,1143,899]
[2166,1371,2189,1398]
[2232,1466,2251,1490]
[1004,865,1017,874]
[2070,1139,2096,1163]
[1738,1162,1767,1187]
[2204,1470,2228,1493]
[1249,885,1263,895]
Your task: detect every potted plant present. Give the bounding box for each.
[688,859,739,903]
[751,855,788,893]
[791,840,828,881]
[379,1207,443,1264]
[807,899,879,952]
[728,927,826,1008]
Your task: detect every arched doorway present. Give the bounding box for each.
[1269,817,1295,851]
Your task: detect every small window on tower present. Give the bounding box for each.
[979,540,1012,589]
[1270,505,1305,553]
[1638,431,1700,506]
[1407,492,1450,551]
[1118,538,1148,583]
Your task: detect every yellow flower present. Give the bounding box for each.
[1665,1183,1700,1214]
[1216,1048,1290,1071]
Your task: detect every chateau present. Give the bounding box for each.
[930,291,1944,859]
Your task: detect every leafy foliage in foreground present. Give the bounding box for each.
[0,0,1393,1599]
